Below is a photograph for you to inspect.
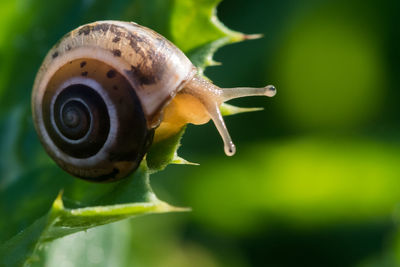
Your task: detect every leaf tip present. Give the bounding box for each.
[220,103,264,116]
[52,190,65,211]
[208,59,222,66]
[243,33,264,40]
[175,206,192,212]
[172,155,200,166]
[153,200,191,213]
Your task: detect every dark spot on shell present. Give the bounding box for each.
[127,35,146,57]
[81,71,88,76]
[52,52,59,58]
[124,32,167,85]
[78,25,91,35]
[93,23,110,33]
[126,65,156,85]
[78,23,124,41]
[107,70,116,78]
[109,24,123,36]
[112,49,121,57]
[66,45,72,51]
[75,23,165,86]
[69,61,72,64]
[80,61,87,68]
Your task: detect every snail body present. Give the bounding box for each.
[32,21,276,182]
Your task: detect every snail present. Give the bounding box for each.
[32,21,276,182]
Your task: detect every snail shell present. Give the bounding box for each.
[32,21,276,182]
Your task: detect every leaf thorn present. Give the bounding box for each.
[172,155,200,166]
[243,33,264,40]
[52,190,65,211]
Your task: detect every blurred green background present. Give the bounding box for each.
[1,0,400,266]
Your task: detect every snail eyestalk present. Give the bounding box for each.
[181,75,276,156]
[204,100,236,156]
[220,85,276,102]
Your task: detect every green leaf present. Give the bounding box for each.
[170,0,244,53]
[187,37,231,75]
[174,0,259,74]
[146,127,187,172]
[0,163,188,265]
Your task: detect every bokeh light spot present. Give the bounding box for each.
[273,11,386,131]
